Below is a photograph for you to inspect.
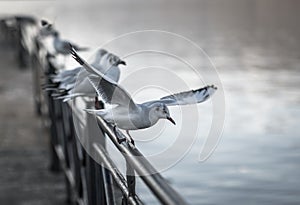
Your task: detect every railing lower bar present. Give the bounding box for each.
[95,116,189,205]
[102,168,116,205]
[93,143,143,205]
[54,145,76,188]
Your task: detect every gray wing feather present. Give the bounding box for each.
[87,75,136,110]
[158,85,217,106]
[71,48,137,110]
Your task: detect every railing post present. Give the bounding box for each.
[31,52,42,116]
[84,101,107,205]
[103,168,116,205]
[125,159,136,204]
[46,62,60,173]
[63,102,84,204]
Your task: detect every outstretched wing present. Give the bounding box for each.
[70,47,137,110]
[153,85,217,106]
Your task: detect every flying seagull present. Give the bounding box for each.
[70,47,217,144]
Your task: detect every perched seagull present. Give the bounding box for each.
[52,31,88,55]
[53,48,126,101]
[44,66,82,91]
[70,47,217,144]
[39,20,88,56]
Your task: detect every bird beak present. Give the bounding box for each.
[119,60,126,66]
[167,116,176,125]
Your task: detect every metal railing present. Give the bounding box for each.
[1,15,191,205]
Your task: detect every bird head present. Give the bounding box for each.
[154,104,176,125]
[108,54,126,66]
[118,59,126,66]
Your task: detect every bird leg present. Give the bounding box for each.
[113,124,126,144]
[126,130,135,145]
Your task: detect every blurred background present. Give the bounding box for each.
[0,0,299,205]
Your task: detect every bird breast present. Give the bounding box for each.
[105,106,154,130]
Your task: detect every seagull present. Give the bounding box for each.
[39,20,88,56]
[45,66,82,91]
[52,48,126,101]
[70,47,217,144]
[53,31,89,55]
